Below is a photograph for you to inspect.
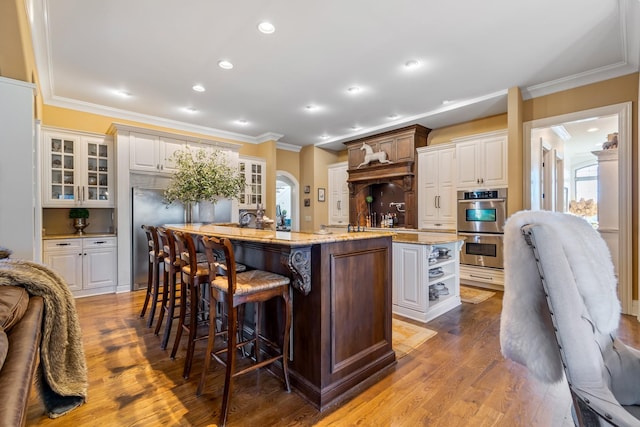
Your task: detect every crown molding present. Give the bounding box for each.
[276,141,302,152]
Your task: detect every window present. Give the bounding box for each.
[574,164,598,203]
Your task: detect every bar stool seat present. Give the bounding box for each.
[197,235,291,427]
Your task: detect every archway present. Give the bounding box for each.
[276,170,300,232]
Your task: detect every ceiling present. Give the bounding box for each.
[28,0,640,152]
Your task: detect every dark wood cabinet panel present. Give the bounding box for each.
[343,125,430,229]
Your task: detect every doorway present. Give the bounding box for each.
[524,102,632,314]
[276,171,300,232]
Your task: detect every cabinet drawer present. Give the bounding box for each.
[43,239,82,251]
[83,237,116,249]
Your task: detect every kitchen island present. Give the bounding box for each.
[166,224,395,410]
[392,232,464,323]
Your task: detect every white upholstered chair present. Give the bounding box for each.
[501,210,640,427]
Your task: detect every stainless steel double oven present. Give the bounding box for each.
[457,188,507,269]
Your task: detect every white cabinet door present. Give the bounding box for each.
[438,148,457,223]
[455,140,480,188]
[84,247,117,289]
[43,132,82,206]
[454,131,507,189]
[392,243,425,312]
[238,157,266,208]
[129,132,160,172]
[328,162,349,225]
[43,240,83,292]
[82,136,114,207]
[481,135,508,188]
[418,145,456,230]
[159,136,185,173]
[44,251,83,292]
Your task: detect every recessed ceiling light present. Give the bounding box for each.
[236,119,249,125]
[404,60,420,69]
[442,100,453,105]
[587,127,599,132]
[387,114,399,119]
[184,107,197,113]
[115,90,131,98]
[218,60,234,70]
[351,125,362,131]
[347,86,361,94]
[320,134,330,140]
[257,21,275,34]
[192,84,206,92]
[305,105,318,111]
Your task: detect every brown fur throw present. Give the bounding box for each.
[0,259,88,418]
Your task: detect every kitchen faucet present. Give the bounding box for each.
[389,202,406,212]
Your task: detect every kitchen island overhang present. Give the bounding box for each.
[165,224,396,410]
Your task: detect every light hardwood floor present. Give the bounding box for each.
[25,289,640,426]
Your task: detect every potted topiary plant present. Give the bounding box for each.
[164,148,246,223]
[69,208,90,234]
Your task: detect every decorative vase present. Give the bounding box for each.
[184,202,193,224]
[198,200,215,224]
[73,218,89,234]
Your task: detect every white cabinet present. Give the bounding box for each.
[392,239,461,323]
[129,132,185,174]
[42,129,115,207]
[459,264,504,291]
[238,156,266,208]
[43,237,117,297]
[417,145,456,231]
[328,162,350,225]
[455,130,507,189]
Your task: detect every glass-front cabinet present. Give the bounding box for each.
[43,129,114,207]
[238,157,266,208]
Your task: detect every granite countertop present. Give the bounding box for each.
[392,232,462,245]
[165,223,394,247]
[43,233,117,240]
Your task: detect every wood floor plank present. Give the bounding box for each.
[24,290,640,426]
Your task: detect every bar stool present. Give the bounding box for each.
[170,231,211,379]
[140,225,165,328]
[197,235,291,427]
[154,227,182,350]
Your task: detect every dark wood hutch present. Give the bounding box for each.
[344,124,430,228]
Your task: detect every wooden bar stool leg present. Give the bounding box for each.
[147,256,162,328]
[170,272,187,360]
[196,290,218,396]
[220,305,238,427]
[140,255,153,318]
[254,302,261,363]
[160,272,178,350]
[154,263,169,336]
[281,290,291,392]
[183,279,202,379]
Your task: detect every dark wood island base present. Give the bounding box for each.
[166,224,396,410]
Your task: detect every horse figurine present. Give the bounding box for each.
[357,142,392,168]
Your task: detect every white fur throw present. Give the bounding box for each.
[500,210,620,383]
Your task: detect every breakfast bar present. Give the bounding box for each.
[166,224,396,410]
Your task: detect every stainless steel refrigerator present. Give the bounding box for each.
[131,187,183,289]
[131,187,233,289]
